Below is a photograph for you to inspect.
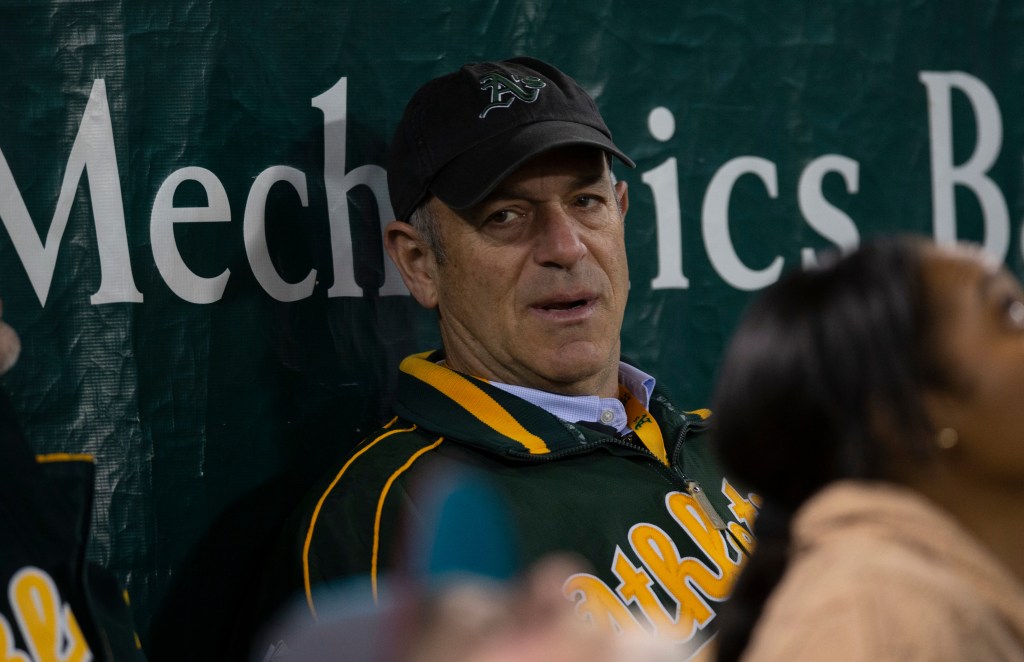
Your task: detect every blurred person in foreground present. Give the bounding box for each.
[711,236,1024,661]
[267,555,679,662]
[0,302,145,660]
[257,56,754,659]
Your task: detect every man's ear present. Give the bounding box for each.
[383,220,439,309]
[614,179,629,219]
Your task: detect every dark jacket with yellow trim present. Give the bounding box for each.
[288,352,756,652]
[0,390,145,661]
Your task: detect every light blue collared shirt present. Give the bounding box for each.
[488,362,656,435]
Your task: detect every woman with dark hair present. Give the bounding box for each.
[711,236,1024,661]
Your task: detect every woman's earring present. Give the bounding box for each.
[935,427,959,450]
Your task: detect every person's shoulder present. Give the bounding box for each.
[301,416,443,505]
[748,529,1010,661]
[283,417,450,590]
[649,390,715,448]
[748,568,1016,662]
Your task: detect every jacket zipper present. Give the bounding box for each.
[508,416,727,530]
[684,479,727,530]
[664,417,727,530]
[509,417,751,555]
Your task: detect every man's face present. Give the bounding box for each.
[428,146,630,397]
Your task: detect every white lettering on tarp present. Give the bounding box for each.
[647,140,864,290]
[799,155,861,267]
[313,77,407,297]
[0,79,142,306]
[645,107,690,290]
[645,157,690,290]
[702,156,784,291]
[920,71,1009,260]
[151,166,232,304]
[0,76,407,305]
[0,71,1019,305]
[244,166,316,302]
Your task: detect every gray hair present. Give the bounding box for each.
[408,200,447,265]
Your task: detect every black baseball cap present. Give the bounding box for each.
[386,57,635,221]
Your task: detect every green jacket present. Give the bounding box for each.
[0,390,145,662]
[297,352,758,653]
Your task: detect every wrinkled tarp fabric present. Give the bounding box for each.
[1,0,1022,651]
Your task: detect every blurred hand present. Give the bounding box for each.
[408,556,679,662]
[0,301,20,375]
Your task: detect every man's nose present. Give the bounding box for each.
[533,207,587,268]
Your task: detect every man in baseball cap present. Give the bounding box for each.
[280,57,748,658]
[386,57,634,221]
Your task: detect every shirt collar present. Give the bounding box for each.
[486,362,656,435]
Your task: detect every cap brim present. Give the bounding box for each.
[429,120,635,211]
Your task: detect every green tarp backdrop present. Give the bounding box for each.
[2,0,1023,646]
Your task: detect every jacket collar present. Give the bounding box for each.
[394,351,708,458]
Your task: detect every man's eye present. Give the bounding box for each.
[575,195,598,207]
[486,210,519,225]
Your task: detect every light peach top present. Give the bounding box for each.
[743,481,1024,661]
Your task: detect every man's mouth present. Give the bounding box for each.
[533,292,598,316]
[542,299,589,311]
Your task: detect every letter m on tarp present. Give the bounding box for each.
[0,79,142,306]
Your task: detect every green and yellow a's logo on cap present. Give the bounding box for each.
[478,71,546,118]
